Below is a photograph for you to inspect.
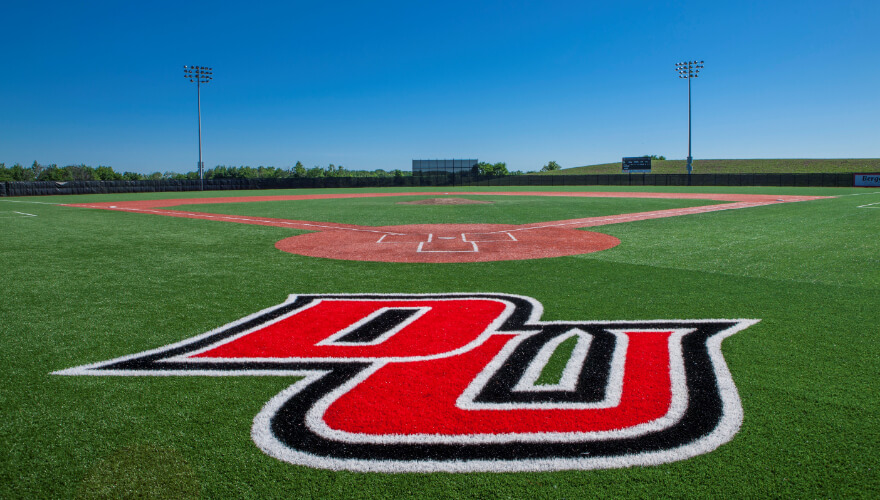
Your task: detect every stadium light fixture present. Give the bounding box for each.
[183,65,213,190]
[675,60,704,175]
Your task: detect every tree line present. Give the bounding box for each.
[0,161,411,182]
[0,159,570,182]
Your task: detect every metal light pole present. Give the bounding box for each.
[184,65,213,190]
[675,60,703,176]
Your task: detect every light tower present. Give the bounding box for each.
[183,65,213,190]
[675,60,703,175]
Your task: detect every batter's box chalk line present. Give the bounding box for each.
[463,232,518,242]
[417,238,479,253]
[378,232,521,253]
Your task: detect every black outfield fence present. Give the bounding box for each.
[0,176,455,197]
[462,172,857,188]
[0,172,860,197]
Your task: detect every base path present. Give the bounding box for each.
[65,191,829,263]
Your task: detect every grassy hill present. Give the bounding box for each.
[536,158,880,175]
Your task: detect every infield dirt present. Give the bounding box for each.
[64,191,830,263]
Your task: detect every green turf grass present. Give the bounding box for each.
[534,335,580,386]
[169,195,725,227]
[1,187,878,498]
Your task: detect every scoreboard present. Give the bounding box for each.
[622,157,652,173]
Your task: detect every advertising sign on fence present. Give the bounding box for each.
[622,157,651,173]
[853,173,880,187]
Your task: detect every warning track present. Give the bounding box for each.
[65,191,829,263]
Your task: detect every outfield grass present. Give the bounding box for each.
[1,186,878,498]
[537,158,880,175]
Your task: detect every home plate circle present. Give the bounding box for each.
[274,224,621,263]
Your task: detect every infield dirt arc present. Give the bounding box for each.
[64,191,830,263]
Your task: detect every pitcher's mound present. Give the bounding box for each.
[397,198,493,205]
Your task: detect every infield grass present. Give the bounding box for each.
[171,195,724,226]
[1,186,878,498]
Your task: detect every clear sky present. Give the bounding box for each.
[1,0,877,174]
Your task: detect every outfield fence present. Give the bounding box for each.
[0,172,863,197]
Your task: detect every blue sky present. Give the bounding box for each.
[1,0,877,174]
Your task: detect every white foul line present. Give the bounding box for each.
[836,191,880,197]
[75,205,406,235]
[0,211,38,218]
[0,199,62,205]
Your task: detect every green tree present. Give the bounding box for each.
[541,161,561,172]
[64,164,97,180]
[476,162,509,176]
[10,163,33,181]
[30,161,45,180]
[292,161,306,177]
[39,164,67,181]
[94,166,123,180]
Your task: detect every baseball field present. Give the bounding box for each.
[2,185,878,498]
